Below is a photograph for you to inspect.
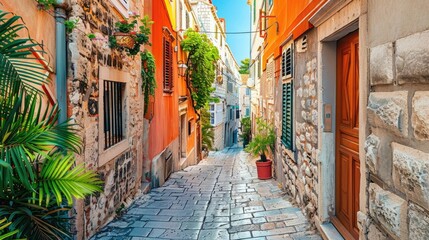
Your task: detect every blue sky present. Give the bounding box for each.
[212,0,250,64]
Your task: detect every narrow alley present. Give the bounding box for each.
[92,148,321,240]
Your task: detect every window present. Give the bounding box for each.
[236,109,240,119]
[246,108,250,116]
[282,82,293,150]
[163,36,173,92]
[246,88,250,95]
[258,54,262,78]
[282,45,293,78]
[103,80,125,149]
[230,108,233,120]
[110,0,129,17]
[185,12,190,29]
[210,112,215,125]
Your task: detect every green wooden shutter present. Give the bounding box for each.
[282,82,293,150]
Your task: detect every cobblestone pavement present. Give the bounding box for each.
[92,148,321,240]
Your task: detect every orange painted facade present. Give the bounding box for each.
[262,0,326,69]
[147,0,179,160]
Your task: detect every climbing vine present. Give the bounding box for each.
[35,0,55,9]
[141,50,156,114]
[181,29,220,112]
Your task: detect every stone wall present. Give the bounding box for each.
[363,7,429,238]
[67,0,144,238]
[277,30,319,224]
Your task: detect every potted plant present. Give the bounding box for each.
[245,118,275,180]
[239,116,251,148]
[109,15,152,56]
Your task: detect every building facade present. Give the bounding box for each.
[190,0,240,150]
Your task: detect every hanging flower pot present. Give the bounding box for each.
[113,32,136,49]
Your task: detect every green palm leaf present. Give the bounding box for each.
[0,10,103,239]
[39,152,102,206]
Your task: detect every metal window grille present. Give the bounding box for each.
[281,82,293,150]
[163,37,173,92]
[104,80,125,149]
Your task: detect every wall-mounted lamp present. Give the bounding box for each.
[178,60,188,77]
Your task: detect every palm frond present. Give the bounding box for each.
[38,152,102,206]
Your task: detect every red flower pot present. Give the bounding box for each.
[256,159,272,180]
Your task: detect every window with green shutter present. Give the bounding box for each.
[282,82,293,150]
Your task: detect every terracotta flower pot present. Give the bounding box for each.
[256,159,272,180]
[113,32,136,49]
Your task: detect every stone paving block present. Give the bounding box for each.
[199,229,229,239]
[266,213,297,222]
[127,208,160,216]
[230,231,252,239]
[202,222,230,229]
[171,216,205,222]
[159,229,199,239]
[144,221,181,229]
[231,219,252,227]
[181,222,204,230]
[244,206,265,213]
[229,224,261,233]
[140,215,171,221]
[148,229,165,238]
[158,209,194,216]
[129,221,146,228]
[231,213,253,221]
[261,222,276,230]
[252,217,267,224]
[253,209,282,217]
[128,228,152,237]
[252,227,296,237]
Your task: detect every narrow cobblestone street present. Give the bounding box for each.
[93,148,321,240]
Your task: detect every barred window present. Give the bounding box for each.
[103,80,125,149]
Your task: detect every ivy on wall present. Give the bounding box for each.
[181,29,220,112]
[141,50,156,114]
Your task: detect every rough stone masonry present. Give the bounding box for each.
[67,0,145,238]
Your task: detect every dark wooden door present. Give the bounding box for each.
[333,31,360,240]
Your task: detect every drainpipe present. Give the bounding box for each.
[55,0,67,123]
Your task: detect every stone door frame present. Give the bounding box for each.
[309,0,369,238]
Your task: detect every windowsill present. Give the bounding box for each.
[99,140,129,167]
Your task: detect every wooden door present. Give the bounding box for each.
[333,31,360,240]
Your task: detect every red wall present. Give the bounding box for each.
[148,0,179,159]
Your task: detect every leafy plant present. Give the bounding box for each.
[0,10,102,239]
[141,50,156,114]
[87,33,96,40]
[201,108,214,151]
[239,58,250,74]
[35,0,55,9]
[245,118,275,162]
[181,29,220,112]
[240,117,251,146]
[64,19,79,34]
[109,15,153,56]
[0,218,20,240]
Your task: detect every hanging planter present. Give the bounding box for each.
[112,32,136,49]
[109,16,153,56]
